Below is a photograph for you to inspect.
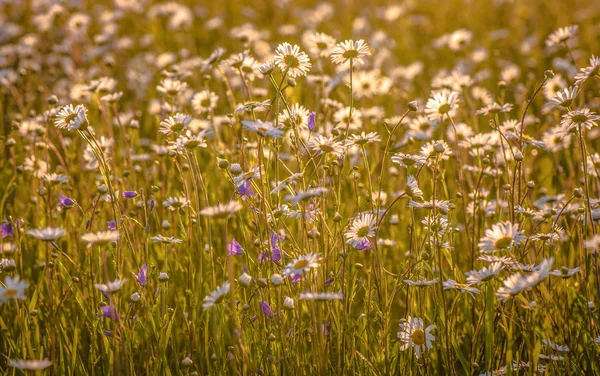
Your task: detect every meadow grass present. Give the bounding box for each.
[1,0,600,374]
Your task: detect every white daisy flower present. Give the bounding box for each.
[282,253,321,279]
[203,281,231,310]
[81,231,120,245]
[284,187,328,205]
[391,153,427,168]
[242,119,284,138]
[574,55,600,85]
[274,43,311,78]
[549,266,580,279]
[478,222,526,253]
[560,108,600,131]
[54,104,88,131]
[466,262,505,284]
[405,175,423,199]
[303,31,336,58]
[162,196,190,211]
[403,278,438,287]
[159,113,192,135]
[443,280,480,298]
[7,359,52,371]
[397,316,435,358]
[546,25,578,47]
[0,275,28,303]
[192,90,219,114]
[424,89,459,121]
[94,278,127,293]
[344,213,377,249]
[496,258,553,302]
[200,201,243,218]
[27,227,66,241]
[299,290,343,300]
[151,235,183,244]
[330,39,371,65]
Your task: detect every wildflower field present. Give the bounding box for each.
[2,0,600,374]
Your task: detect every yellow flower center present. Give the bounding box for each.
[494,236,512,249]
[403,158,416,166]
[357,226,370,237]
[171,122,185,132]
[3,289,18,298]
[65,113,77,124]
[572,114,588,123]
[343,50,359,59]
[284,55,300,68]
[294,259,309,269]
[438,103,451,114]
[319,144,334,153]
[411,329,425,346]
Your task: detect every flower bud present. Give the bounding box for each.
[130,292,141,302]
[283,296,295,310]
[514,151,523,161]
[270,274,283,286]
[217,158,229,170]
[408,101,418,112]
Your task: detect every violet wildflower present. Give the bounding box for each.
[227,238,244,256]
[123,191,138,199]
[259,301,276,318]
[58,194,75,208]
[308,111,316,131]
[270,231,282,264]
[236,181,255,200]
[0,222,13,238]
[99,304,119,320]
[135,264,148,286]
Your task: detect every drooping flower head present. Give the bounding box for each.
[54,104,88,131]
